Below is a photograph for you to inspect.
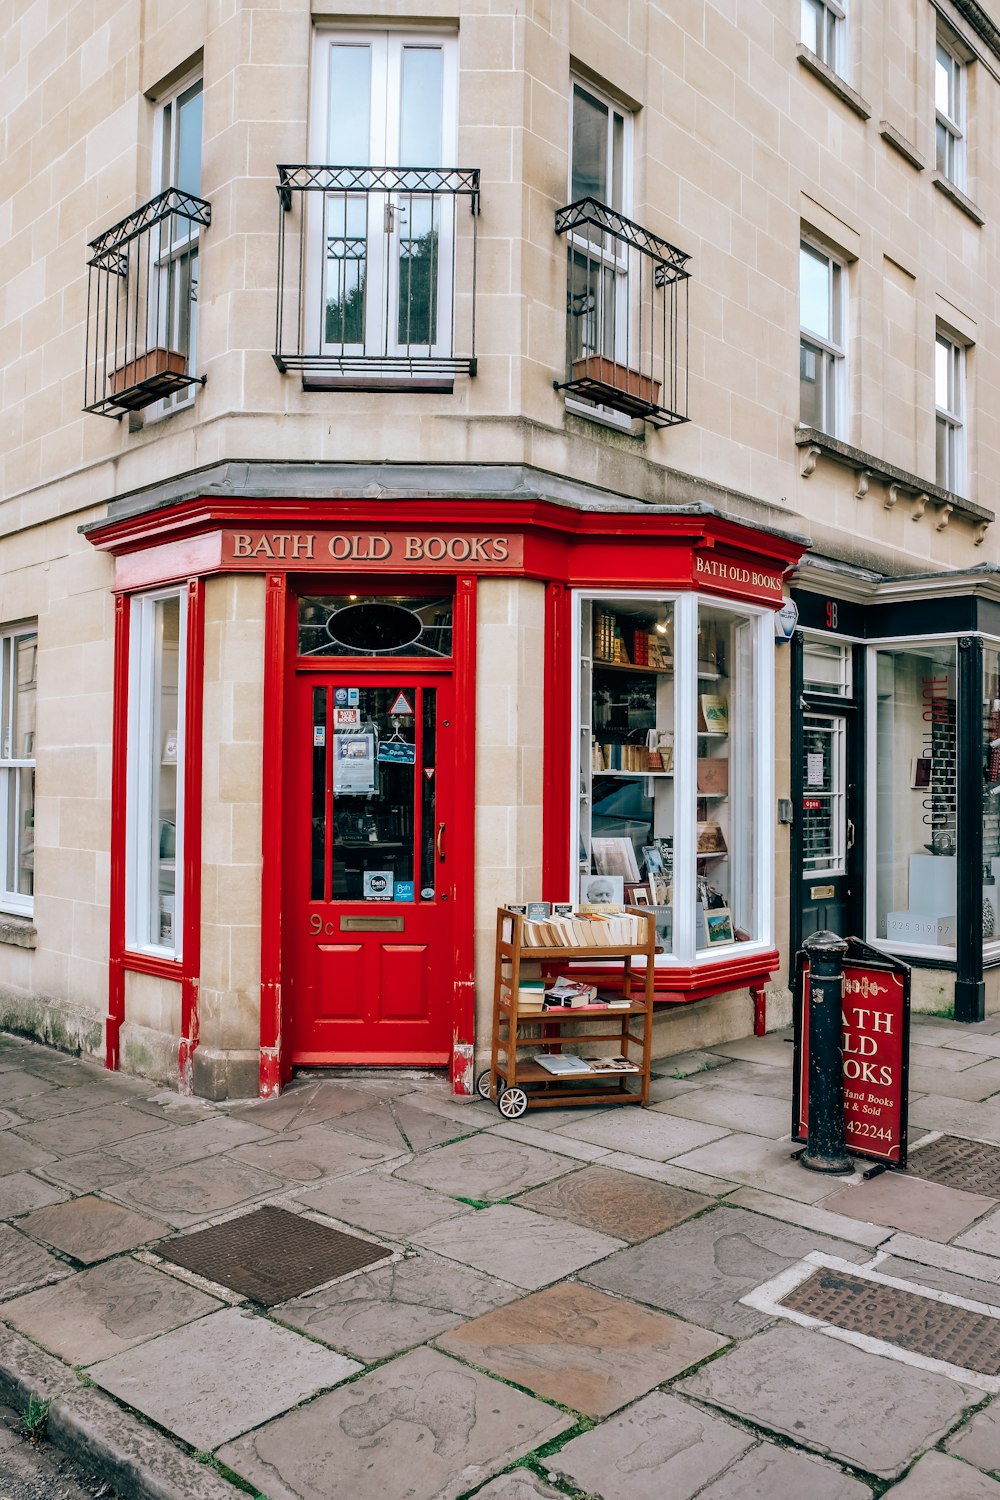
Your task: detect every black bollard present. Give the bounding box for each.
[800,930,853,1174]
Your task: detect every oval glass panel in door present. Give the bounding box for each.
[298,595,453,658]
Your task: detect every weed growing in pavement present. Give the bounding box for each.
[21,1395,51,1442]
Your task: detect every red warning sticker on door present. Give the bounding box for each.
[390,693,413,716]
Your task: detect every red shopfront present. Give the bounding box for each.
[86,497,804,1098]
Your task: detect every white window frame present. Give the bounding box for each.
[800,239,846,437]
[565,78,635,430]
[935,35,966,187]
[308,27,459,363]
[147,71,204,419]
[125,589,187,960]
[935,330,966,495]
[801,0,846,74]
[569,589,774,966]
[0,624,37,918]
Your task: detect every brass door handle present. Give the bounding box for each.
[846,819,855,850]
[437,822,445,862]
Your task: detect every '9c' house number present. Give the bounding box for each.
[309,915,338,935]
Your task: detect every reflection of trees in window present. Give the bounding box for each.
[398,226,438,347]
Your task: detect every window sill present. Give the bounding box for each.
[879,121,925,171]
[0,914,37,949]
[796,45,872,120]
[795,426,994,532]
[932,172,985,226]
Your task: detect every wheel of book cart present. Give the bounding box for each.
[497,1085,529,1119]
[475,1070,494,1100]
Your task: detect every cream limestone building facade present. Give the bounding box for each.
[2,0,999,1099]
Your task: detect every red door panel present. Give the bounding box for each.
[287,672,455,1065]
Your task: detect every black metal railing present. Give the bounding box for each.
[83,189,211,418]
[274,165,479,389]
[554,197,690,428]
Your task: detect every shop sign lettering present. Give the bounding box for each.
[224,531,521,569]
[693,551,785,603]
[794,958,909,1165]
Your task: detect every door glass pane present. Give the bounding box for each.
[572,85,608,202]
[802,715,845,874]
[331,687,417,900]
[874,643,957,951]
[298,594,453,658]
[420,689,437,898]
[399,47,443,166]
[328,45,371,160]
[311,688,328,901]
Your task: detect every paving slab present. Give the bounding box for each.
[599,1150,739,1196]
[909,1096,1000,1145]
[471,1474,565,1500]
[0,1171,68,1218]
[668,1130,852,1201]
[102,1156,286,1228]
[486,1122,612,1161]
[883,1232,1000,1287]
[878,1254,1000,1307]
[945,1395,1000,1474]
[956,1208,1000,1258]
[553,1109,730,1160]
[684,1058,792,1099]
[109,1115,271,1171]
[695,1441,874,1499]
[516,1163,712,1242]
[652,1084,792,1139]
[15,1103,168,1154]
[580,1204,870,1336]
[413,1203,625,1288]
[822,1173,996,1244]
[295,1170,473,1239]
[90,1304,360,1451]
[217,1345,572,1500]
[909,1059,1000,1102]
[724,1187,892,1250]
[708,1035,795,1067]
[0,1073,56,1101]
[436,1280,725,1417]
[0,1223,73,1299]
[0,1133,55,1176]
[655,1049,735,1079]
[548,1389,754,1499]
[274,1249,520,1360]
[8,1085,149,1123]
[933,1035,1000,1061]
[227,1079,391,1133]
[334,1099,482,1153]
[677,1322,979,1479]
[228,1123,402,1183]
[16,1195,167,1263]
[395,1134,577,1201]
[881,1451,1000,1496]
[0,1256,222,1363]
[34,1148,143,1195]
[910,1043,986,1073]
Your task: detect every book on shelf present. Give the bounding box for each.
[513,908,649,949]
[534,1053,593,1075]
[698,694,729,733]
[696,757,728,794]
[500,979,545,1012]
[591,837,641,882]
[544,977,598,1007]
[696,821,728,856]
[583,1055,640,1073]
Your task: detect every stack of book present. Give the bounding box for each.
[534,1053,639,1075]
[516,910,647,947]
[543,977,632,1011]
[593,611,628,663]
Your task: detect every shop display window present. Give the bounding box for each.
[574,591,771,963]
[126,591,186,957]
[872,642,958,955]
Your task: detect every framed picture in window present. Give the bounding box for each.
[704,907,734,946]
[910,757,932,789]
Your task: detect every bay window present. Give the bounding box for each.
[126,591,186,957]
[574,591,772,963]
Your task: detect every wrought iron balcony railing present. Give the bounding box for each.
[274,165,479,389]
[555,198,690,428]
[83,189,211,418]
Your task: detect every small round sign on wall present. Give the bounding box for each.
[774,598,799,641]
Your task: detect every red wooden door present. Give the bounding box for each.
[288,673,456,1064]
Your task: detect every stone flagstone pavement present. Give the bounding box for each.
[4,1020,1000,1496]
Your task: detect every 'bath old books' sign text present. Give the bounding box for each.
[224,531,522,568]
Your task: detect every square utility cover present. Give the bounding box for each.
[157,1205,391,1305]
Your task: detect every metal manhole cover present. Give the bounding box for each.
[157,1206,391,1305]
[780,1268,1000,1376]
[906,1135,1000,1196]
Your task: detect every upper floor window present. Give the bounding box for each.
[801,0,845,73]
[800,240,844,435]
[935,37,965,187]
[310,30,458,360]
[935,331,966,494]
[150,75,204,416]
[1,625,37,917]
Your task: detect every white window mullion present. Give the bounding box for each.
[673,594,698,963]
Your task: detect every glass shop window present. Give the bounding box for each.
[126,590,186,957]
[576,592,769,963]
[872,642,957,955]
